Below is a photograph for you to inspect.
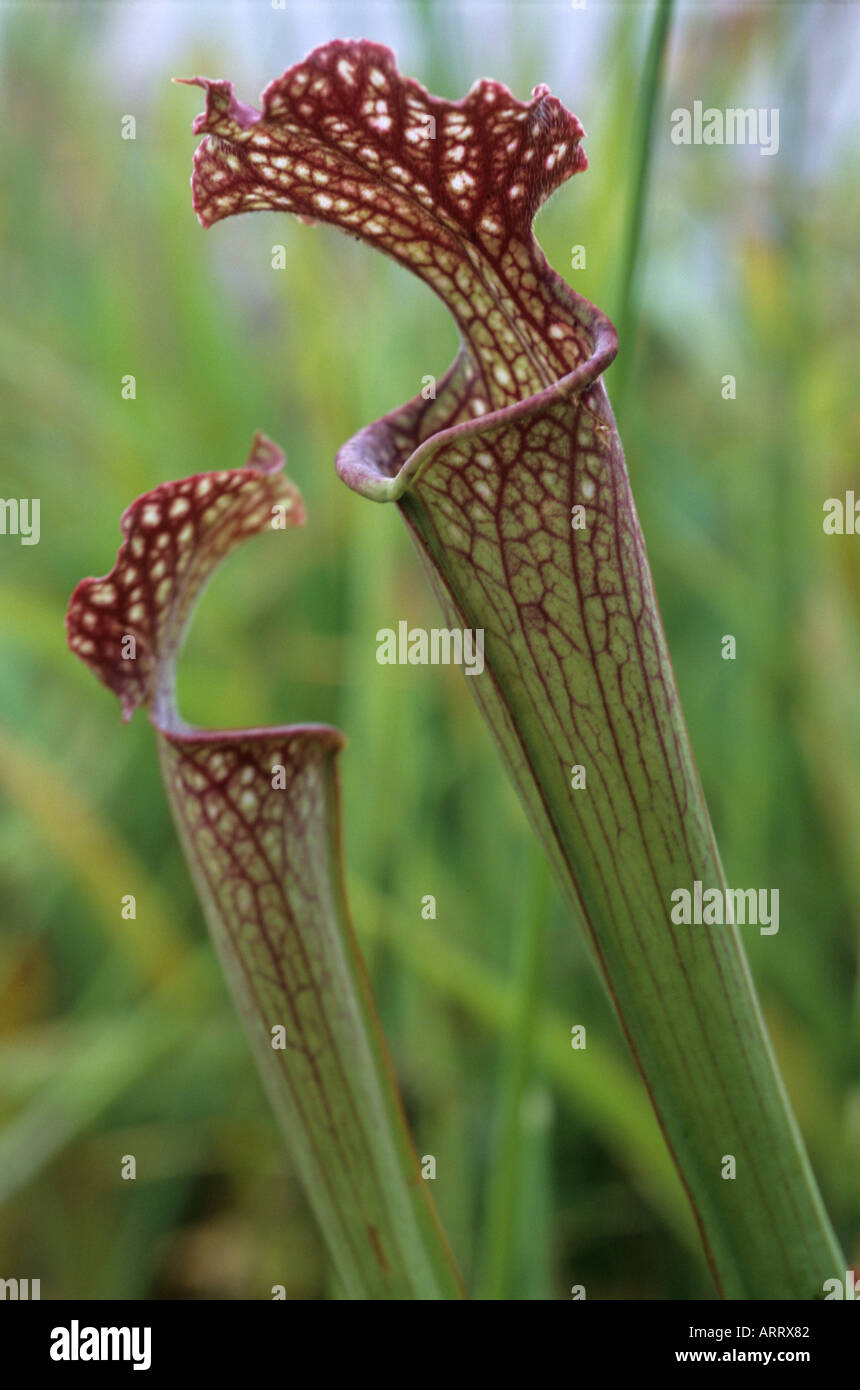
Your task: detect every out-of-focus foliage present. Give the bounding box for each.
[0,1,857,1299]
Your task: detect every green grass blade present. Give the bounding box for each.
[611,0,675,414]
[477,846,550,1299]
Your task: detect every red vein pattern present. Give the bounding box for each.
[66,432,300,728]
[185,39,842,1297]
[66,434,463,1299]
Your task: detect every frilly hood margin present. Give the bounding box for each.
[185,38,618,498]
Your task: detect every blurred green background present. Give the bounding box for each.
[0,0,857,1299]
